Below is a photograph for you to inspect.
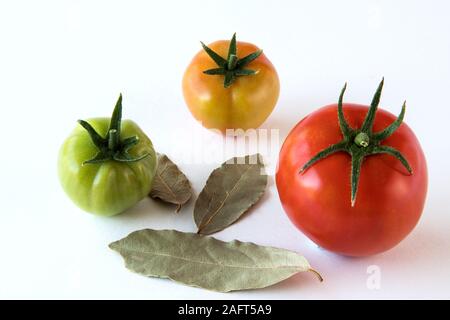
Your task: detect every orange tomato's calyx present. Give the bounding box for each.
[299,78,413,206]
[78,94,149,165]
[201,33,262,88]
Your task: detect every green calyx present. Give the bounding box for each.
[78,94,149,165]
[299,78,413,207]
[201,33,262,88]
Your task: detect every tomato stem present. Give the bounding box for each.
[227,54,238,70]
[108,129,119,150]
[299,79,413,206]
[354,132,370,148]
[79,94,149,165]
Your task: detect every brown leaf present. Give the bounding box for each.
[194,154,267,235]
[149,153,192,212]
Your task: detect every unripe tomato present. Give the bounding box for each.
[182,33,280,132]
[58,95,157,216]
[276,80,428,256]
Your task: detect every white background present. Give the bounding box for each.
[1,0,449,299]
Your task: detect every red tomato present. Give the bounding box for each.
[276,83,428,256]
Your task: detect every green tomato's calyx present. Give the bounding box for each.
[201,33,262,88]
[78,94,149,165]
[299,78,413,207]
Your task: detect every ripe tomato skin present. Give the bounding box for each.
[58,118,157,216]
[182,40,280,132]
[276,103,428,256]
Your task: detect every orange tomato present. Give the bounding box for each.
[182,34,280,132]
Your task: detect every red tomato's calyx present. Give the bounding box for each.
[201,33,262,88]
[77,94,150,165]
[299,78,413,207]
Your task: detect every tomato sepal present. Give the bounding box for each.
[201,33,263,88]
[78,94,150,165]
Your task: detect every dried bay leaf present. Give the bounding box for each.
[109,229,321,292]
[149,153,192,212]
[194,154,267,235]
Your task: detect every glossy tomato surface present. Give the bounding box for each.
[276,103,428,256]
[182,40,279,132]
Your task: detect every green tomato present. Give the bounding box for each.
[58,94,157,216]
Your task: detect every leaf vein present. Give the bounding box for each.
[154,161,178,199]
[123,248,302,270]
[197,165,254,232]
